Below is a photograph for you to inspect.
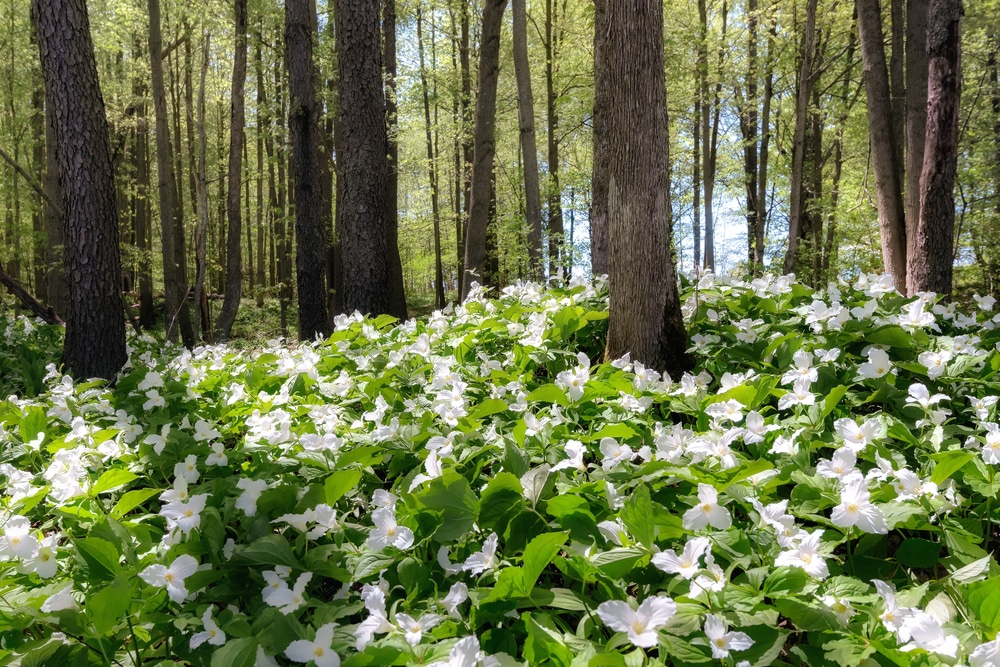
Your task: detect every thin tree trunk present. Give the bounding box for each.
[458,4,472,295]
[148,0,193,346]
[905,0,929,292]
[693,96,702,270]
[383,0,408,319]
[418,7,446,309]
[756,3,776,271]
[255,28,267,308]
[589,0,609,275]
[512,0,543,280]
[545,0,563,279]
[194,33,211,342]
[857,0,907,291]
[739,0,759,274]
[462,0,507,298]
[890,0,905,179]
[910,0,962,295]
[783,0,818,274]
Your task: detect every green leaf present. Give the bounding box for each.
[523,613,574,667]
[86,576,131,634]
[774,598,840,631]
[591,423,639,441]
[210,637,258,667]
[930,450,976,485]
[895,538,941,569]
[763,567,809,597]
[238,534,304,570]
[620,484,654,549]
[110,488,161,519]
[821,385,849,421]
[92,468,139,495]
[866,325,912,349]
[967,576,1000,631]
[529,587,589,611]
[413,470,480,542]
[526,384,569,406]
[74,537,120,581]
[521,532,568,596]
[324,469,362,505]
[470,398,510,419]
[18,406,46,443]
[591,548,648,579]
[478,472,524,533]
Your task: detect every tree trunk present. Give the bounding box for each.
[417,7,446,310]
[783,0,818,274]
[462,0,507,298]
[909,0,962,295]
[601,0,691,376]
[589,0,609,275]
[215,0,247,340]
[857,0,907,291]
[739,0,759,274]
[383,0,408,320]
[32,0,126,380]
[693,97,702,271]
[42,79,66,317]
[30,60,46,295]
[905,0,929,292]
[334,0,393,314]
[544,0,563,279]
[255,29,267,308]
[756,4,776,272]
[458,4,472,295]
[890,0,906,179]
[148,0,193,346]
[194,33,211,342]
[512,0,543,280]
[286,0,329,339]
[700,0,727,272]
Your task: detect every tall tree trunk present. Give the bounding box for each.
[31,62,45,295]
[544,0,563,279]
[589,0,609,275]
[458,3,472,295]
[909,0,962,295]
[383,0,408,319]
[512,0,543,280]
[255,29,267,308]
[32,0,126,380]
[274,55,291,333]
[824,22,859,279]
[693,97,702,270]
[783,0,818,274]
[601,0,691,376]
[43,78,66,317]
[700,0,727,272]
[215,0,247,340]
[334,0,393,314]
[738,0,759,274]
[418,7,446,310]
[148,0,193,346]
[756,3,776,272]
[286,0,329,339]
[857,0,907,291]
[184,27,199,221]
[194,33,211,342]
[462,0,507,298]
[132,41,155,329]
[890,0,906,179]
[905,0,929,292]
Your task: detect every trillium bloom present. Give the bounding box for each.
[425,635,499,667]
[395,612,443,646]
[774,530,829,579]
[160,494,209,535]
[190,607,226,649]
[907,383,949,410]
[286,623,340,667]
[0,515,39,560]
[821,595,856,625]
[651,536,711,579]
[266,572,313,615]
[204,442,228,467]
[600,437,633,470]
[366,508,414,551]
[743,411,779,444]
[555,353,591,401]
[40,583,78,612]
[139,554,200,603]
[683,484,732,531]
[857,348,893,379]
[777,377,816,410]
[235,477,269,516]
[834,417,880,452]
[704,614,754,659]
[918,350,953,380]
[704,399,745,424]
[441,582,469,618]
[970,635,1000,667]
[816,448,858,479]
[780,350,817,386]
[596,596,677,648]
[21,534,59,578]
[355,588,394,650]
[831,474,887,534]
[551,439,587,472]
[873,580,917,638]
[463,533,500,575]
[899,612,959,657]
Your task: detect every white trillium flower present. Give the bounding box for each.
[704,614,754,659]
[899,612,959,657]
[830,473,887,534]
[970,635,1000,667]
[286,623,340,667]
[139,554,200,603]
[366,507,414,551]
[774,529,828,578]
[651,536,711,579]
[834,416,881,452]
[683,484,732,531]
[425,635,499,667]
[40,583,79,612]
[190,607,226,649]
[463,533,500,575]
[596,596,677,648]
[0,515,39,560]
[394,612,443,646]
[857,348,893,379]
[441,582,469,618]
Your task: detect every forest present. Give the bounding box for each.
[4,0,1000,666]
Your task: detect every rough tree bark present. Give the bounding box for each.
[32,0,126,379]
[417,7,446,310]
[589,0,609,275]
[905,0,929,292]
[600,0,691,376]
[856,0,908,291]
[909,0,962,295]
[545,0,563,279]
[462,0,507,298]
[512,0,544,280]
[383,0,408,320]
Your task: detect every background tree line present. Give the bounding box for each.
[0,0,985,378]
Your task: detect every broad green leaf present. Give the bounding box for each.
[92,468,139,495]
[591,548,648,579]
[238,534,303,569]
[324,469,362,505]
[469,398,510,419]
[523,614,574,667]
[966,577,1000,631]
[895,538,941,569]
[18,406,46,443]
[930,450,976,485]
[521,531,568,595]
[110,488,161,519]
[820,385,849,421]
[413,470,480,542]
[527,384,569,406]
[210,637,258,667]
[529,587,589,611]
[866,325,912,349]
[774,598,840,631]
[87,577,131,634]
[763,567,808,597]
[620,484,654,549]
[74,537,120,581]
[591,423,639,441]
[479,472,524,533]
